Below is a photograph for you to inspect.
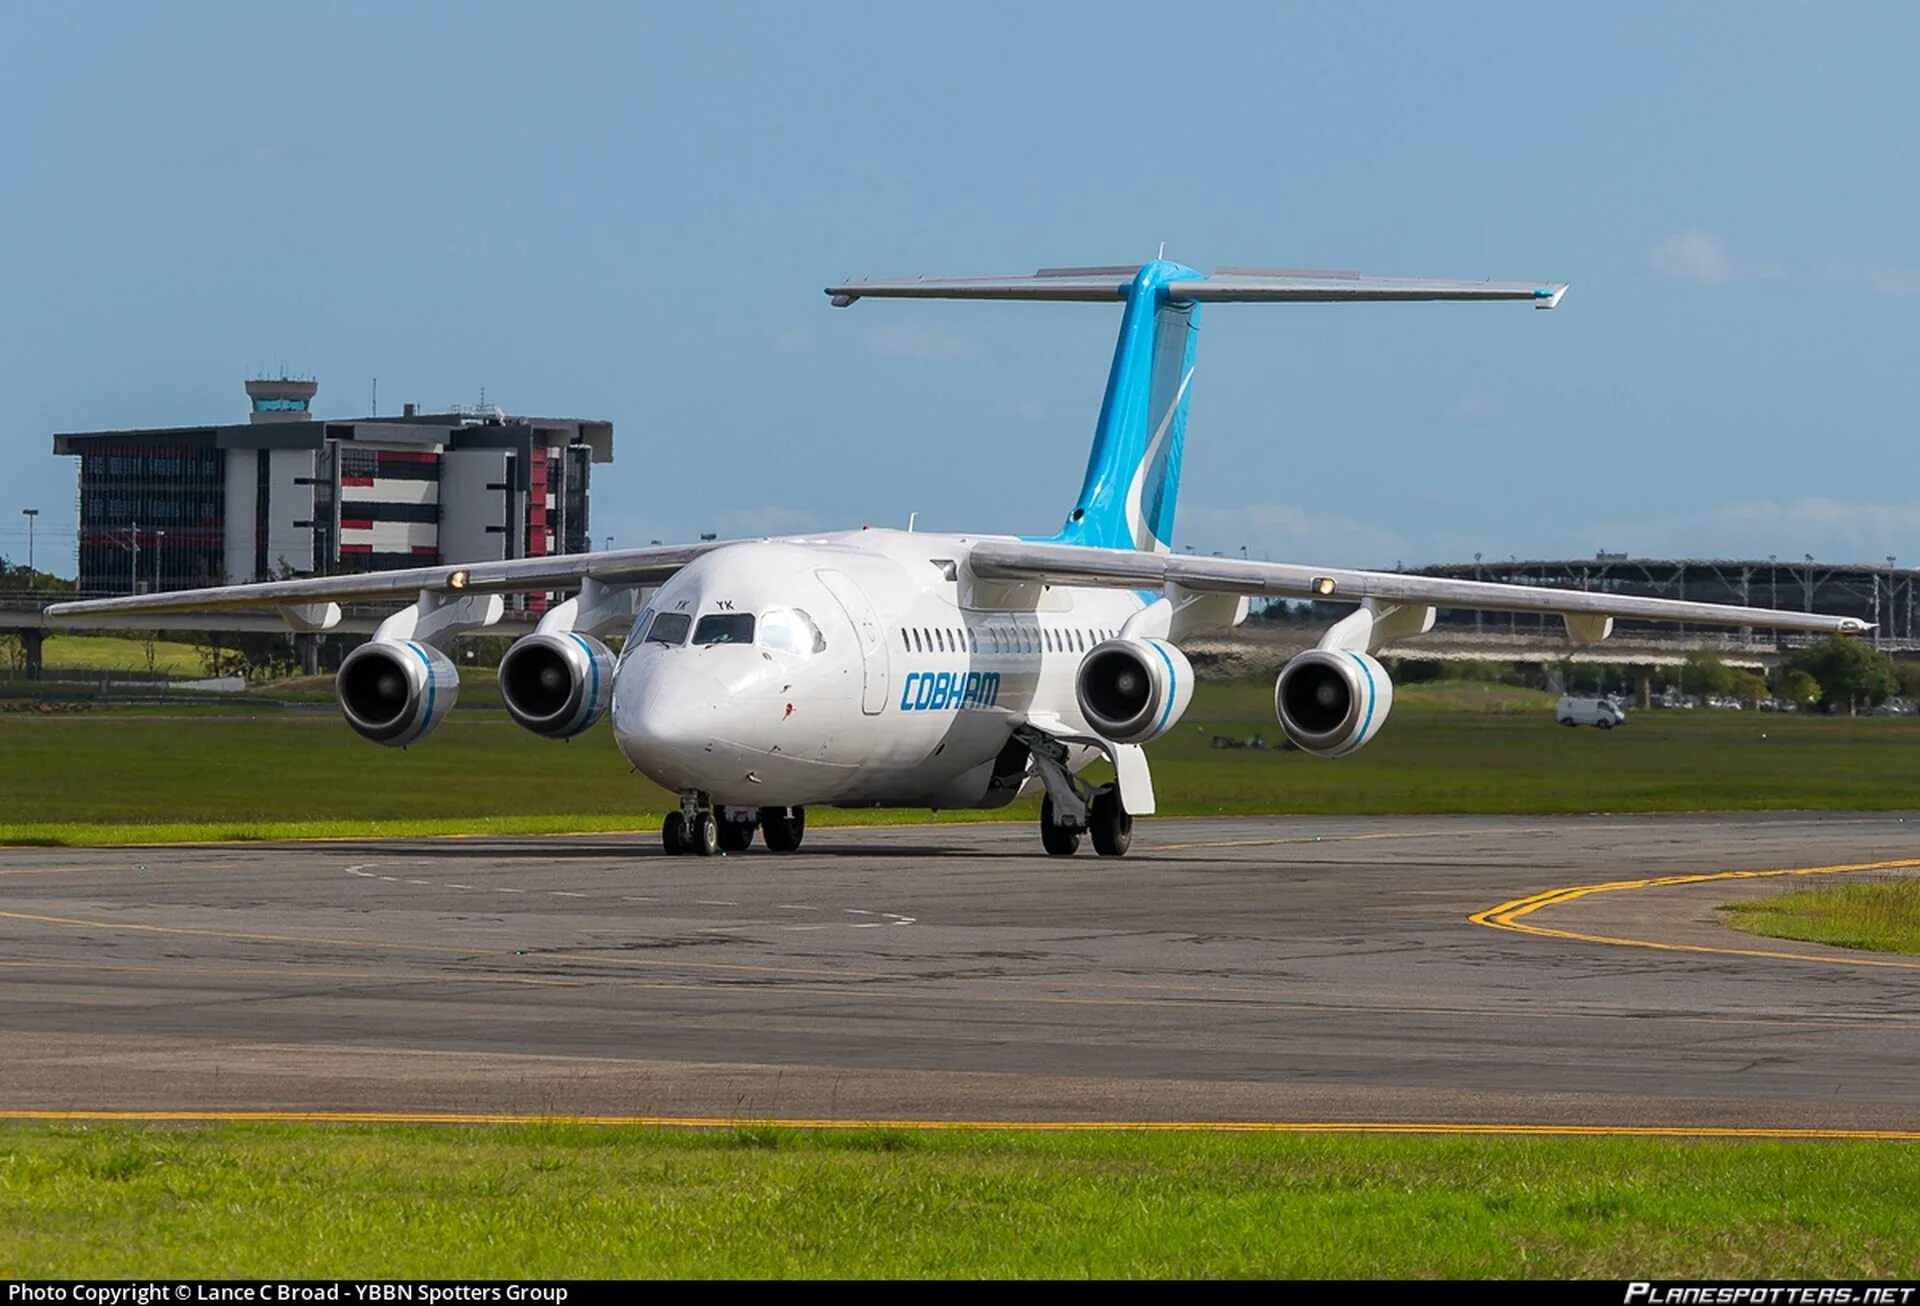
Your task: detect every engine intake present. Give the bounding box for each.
[1275,648,1392,757]
[499,632,616,739]
[1075,637,1193,744]
[336,639,459,747]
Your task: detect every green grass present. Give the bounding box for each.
[1723,876,1920,955]
[3,679,1918,845]
[34,633,208,675]
[2,1123,1917,1277]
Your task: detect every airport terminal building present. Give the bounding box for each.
[53,379,612,596]
[1417,554,1915,647]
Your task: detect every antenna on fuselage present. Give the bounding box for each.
[907,511,918,532]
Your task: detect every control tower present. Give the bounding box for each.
[245,376,318,424]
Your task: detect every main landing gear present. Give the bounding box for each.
[661,796,805,856]
[1019,726,1132,858]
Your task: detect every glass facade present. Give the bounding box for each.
[75,439,226,594]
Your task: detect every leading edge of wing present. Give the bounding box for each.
[969,541,1869,635]
[43,542,720,620]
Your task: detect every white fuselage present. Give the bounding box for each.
[610,529,1146,808]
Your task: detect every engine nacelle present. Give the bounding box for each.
[1275,648,1393,757]
[336,639,459,747]
[498,631,616,739]
[1075,637,1194,744]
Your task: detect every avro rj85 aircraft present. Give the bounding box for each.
[51,259,1867,857]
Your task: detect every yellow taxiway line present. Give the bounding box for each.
[1471,857,1920,969]
[0,1109,1918,1140]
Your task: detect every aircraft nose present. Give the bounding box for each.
[612,658,730,775]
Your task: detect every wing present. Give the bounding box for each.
[43,541,718,623]
[968,540,1869,635]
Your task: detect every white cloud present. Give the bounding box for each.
[1649,230,1738,284]
[1863,268,1920,299]
[1452,389,1506,422]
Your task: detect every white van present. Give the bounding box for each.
[1557,695,1626,729]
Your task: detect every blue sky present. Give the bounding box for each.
[4,2,1919,574]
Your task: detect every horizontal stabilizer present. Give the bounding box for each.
[828,270,1132,306]
[1175,270,1567,308]
[829,264,1567,309]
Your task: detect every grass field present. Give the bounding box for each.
[32,633,207,675]
[2,1122,1917,1277]
[3,679,1917,844]
[1723,876,1920,955]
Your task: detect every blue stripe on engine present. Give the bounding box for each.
[1149,639,1178,737]
[1333,651,1376,757]
[566,632,599,732]
[405,640,435,739]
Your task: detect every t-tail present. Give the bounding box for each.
[826,258,1567,554]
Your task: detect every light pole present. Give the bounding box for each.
[20,508,37,580]
[1474,552,1483,634]
[155,529,166,591]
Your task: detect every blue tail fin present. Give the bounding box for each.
[1049,259,1201,553]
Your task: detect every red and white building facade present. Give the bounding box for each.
[56,382,611,597]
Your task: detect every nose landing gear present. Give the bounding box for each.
[660,794,805,856]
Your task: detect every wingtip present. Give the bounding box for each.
[1534,284,1569,310]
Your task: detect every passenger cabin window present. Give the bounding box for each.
[692,613,755,645]
[760,608,826,656]
[643,612,692,645]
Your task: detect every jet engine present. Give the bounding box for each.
[498,631,617,739]
[1074,637,1194,744]
[1274,648,1393,757]
[336,639,460,747]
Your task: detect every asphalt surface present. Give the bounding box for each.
[6,813,1920,1128]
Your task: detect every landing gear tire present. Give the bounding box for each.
[717,816,755,853]
[1040,796,1081,857]
[1088,788,1132,858]
[662,810,687,855]
[689,811,720,857]
[761,807,805,853]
